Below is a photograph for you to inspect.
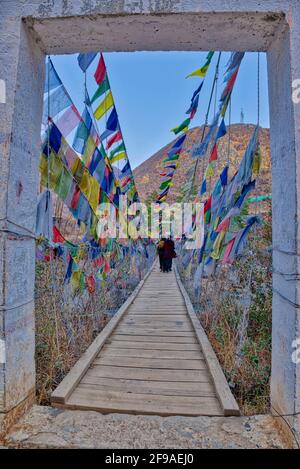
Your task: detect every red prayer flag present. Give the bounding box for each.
[94,53,106,85]
[53,226,65,244]
[86,275,96,294]
[107,130,122,149]
[204,195,212,213]
[70,186,81,209]
[216,217,230,233]
[209,143,218,162]
[222,237,236,264]
[221,69,239,101]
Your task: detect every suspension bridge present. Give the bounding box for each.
[41,50,258,419]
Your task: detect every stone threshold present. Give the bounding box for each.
[2,405,290,449]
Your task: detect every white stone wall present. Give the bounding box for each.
[0,0,299,439]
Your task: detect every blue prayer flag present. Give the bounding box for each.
[77,53,97,72]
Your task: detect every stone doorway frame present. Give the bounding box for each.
[0,0,299,439]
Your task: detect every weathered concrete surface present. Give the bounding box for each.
[0,10,44,413]
[0,0,300,444]
[3,406,289,449]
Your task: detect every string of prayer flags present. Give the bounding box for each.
[186,52,215,78]
[77,52,97,72]
[94,90,114,120]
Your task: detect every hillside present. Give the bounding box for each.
[133,124,271,203]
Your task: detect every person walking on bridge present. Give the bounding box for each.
[163,236,176,272]
[157,237,166,272]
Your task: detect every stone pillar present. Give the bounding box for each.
[267,8,300,439]
[0,16,44,414]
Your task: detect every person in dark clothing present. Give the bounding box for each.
[163,237,176,272]
[157,238,166,272]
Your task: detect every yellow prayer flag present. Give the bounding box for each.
[83,135,96,166]
[89,177,100,213]
[211,230,226,260]
[205,163,215,178]
[109,151,126,164]
[71,271,81,291]
[186,64,209,79]
[94,91,114,120]
[252,147,262,176]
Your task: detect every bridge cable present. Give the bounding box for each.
[188,52,222,201]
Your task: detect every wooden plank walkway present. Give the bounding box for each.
[51,261,240,417]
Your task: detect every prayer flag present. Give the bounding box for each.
[110,141,126,158]
[42,85,72,124]
[100,107,119,140]
[209,143,218,162]
[44,59,62,93]
[55,104,81,137]
[94,53,106,85]
[110,151,126,164]
[186,52,214,79]
[107,130,122,149]
[171,118,190,135]
[94,91,114,120]
[77,52,97,72]
[216,119,227,139]
[90,74,110,103]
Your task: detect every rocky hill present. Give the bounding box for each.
[133,124,271,203]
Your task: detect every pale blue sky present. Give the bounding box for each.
[51,51,269,169]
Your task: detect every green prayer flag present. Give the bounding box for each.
[159,179,172,190]
[90,75,110,104]
[56,167,73,201]
[99,143,107,159]
[162,154,180,163]
[110,141,126,158]
[171,118,190,135]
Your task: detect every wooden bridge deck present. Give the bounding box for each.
[51,262,240,417]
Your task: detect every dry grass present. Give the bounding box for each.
[35,251,154,404]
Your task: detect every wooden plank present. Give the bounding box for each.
[100,346,203,360]
[174,264,240,416]
[106,339,200,350]
[94,356,206,370]
[111,334,198,343]
[51,260,156,404]
[124,314,189,320]
[117,327,194,335]
[88,364,211,382]
[121,319,192,328]
[80,376,215,397]
[128,308,186,318]
[128,307,187,312]
[65,387,223,416]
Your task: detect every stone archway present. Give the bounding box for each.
[0,0,299,440]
